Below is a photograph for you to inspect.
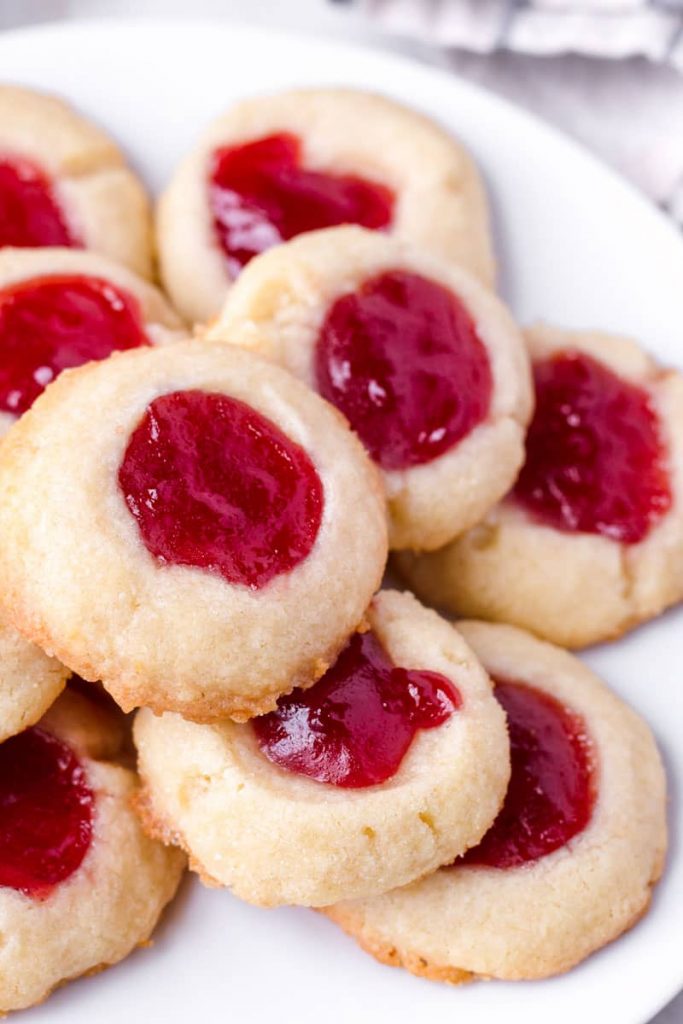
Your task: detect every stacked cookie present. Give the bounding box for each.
[0,83,672,1011]
[0,86,189,1013]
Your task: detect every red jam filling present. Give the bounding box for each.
[209,133,394,276]
[0,274,149,416]
[0,727,93,898]
[0,156,78,249]
[514,350,671,544]
[461,680,594,869]
[315,271,493,470]
[253,630,460,788]
[119,390,324,589]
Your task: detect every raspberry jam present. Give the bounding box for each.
[119,390,324,589]
[0,727,93,898]
[209,133,394,276]
[253,630,460,787]
[514,351,671,544]
[461,680,594,869]
[0,156,77,249]
[0,274,149,416]
[315,271,492,470]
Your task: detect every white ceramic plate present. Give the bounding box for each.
[1,19,681,1024]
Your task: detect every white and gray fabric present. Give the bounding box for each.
[342,0,683,226]
[350,0,683,67]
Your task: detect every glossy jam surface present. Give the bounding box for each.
[0,156,77,249]
[0,274,149,415]
[119,390,324,589]
[253,630,460,787]
[315,271,493,470]
[209,133,394,276]
[514,350,671,544]
[461,680,594,869]
[0,727,93,898]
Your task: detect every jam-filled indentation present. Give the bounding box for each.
[0,727,94,898]
[209,133,394,277]
[119,390,324,589]
[0,156,78,250]
[0,274,149,415]
[253,629,460,788]
[460,679,594,869]
[514,350,671,544]
[315,270,493,470]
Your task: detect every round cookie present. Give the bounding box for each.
[397,323,683,647]
[0,340,388,722]
[325,620,667,982]
[0,611,69,743]
[0,85,154,276]
[157,88,495,323]
[206,226,532,550]
[0,686,185,1013]
[0,246,184,433]
[133,590,510,907]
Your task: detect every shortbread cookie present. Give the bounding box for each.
[0,85,153,276]
[0,340,387,722]
[207,227,532,550]
[397,323,683,646]
[0,686,184,1013]
[0,612,69,743]
[326,620,667,982]
[157,88,495,322]
[133,591,509,907]
[0,247,183,433]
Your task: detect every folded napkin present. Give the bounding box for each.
[348,0,683,226]
[354,0,683,66]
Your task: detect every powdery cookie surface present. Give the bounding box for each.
[157,88,495,323]
[0,687,185,1013]
[0,612,69,743]
[206,226,532,550]
[397,324,683,647]
[0,340,387,722]
[0,85,154,277]
[133,591,510,908]
[325,620,667,982]
[0,246,185,434]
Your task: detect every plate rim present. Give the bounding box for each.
[1,15,682,267]
[0,17,681,1024]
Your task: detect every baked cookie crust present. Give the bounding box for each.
[0,612,69,744]
[0,340,388,722]
[206,226,532,551]
[157,88,495,322]
[0,85,154,277]
[133,591,510,908]
[0,687,185,1013]
[0,246,185,434]
[397,323,683,647]
[324,621,667,982]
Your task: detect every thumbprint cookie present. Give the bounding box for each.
[0,85,154,276]
[133,591,510,908]
[397,323,683,646]
[0,247,183,433]
[0,612,69,743]
[325,621,667,982]
[157,88,495,322]
[207,226,532,550]
[0,685,184,1013]
[0,340,387,722]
